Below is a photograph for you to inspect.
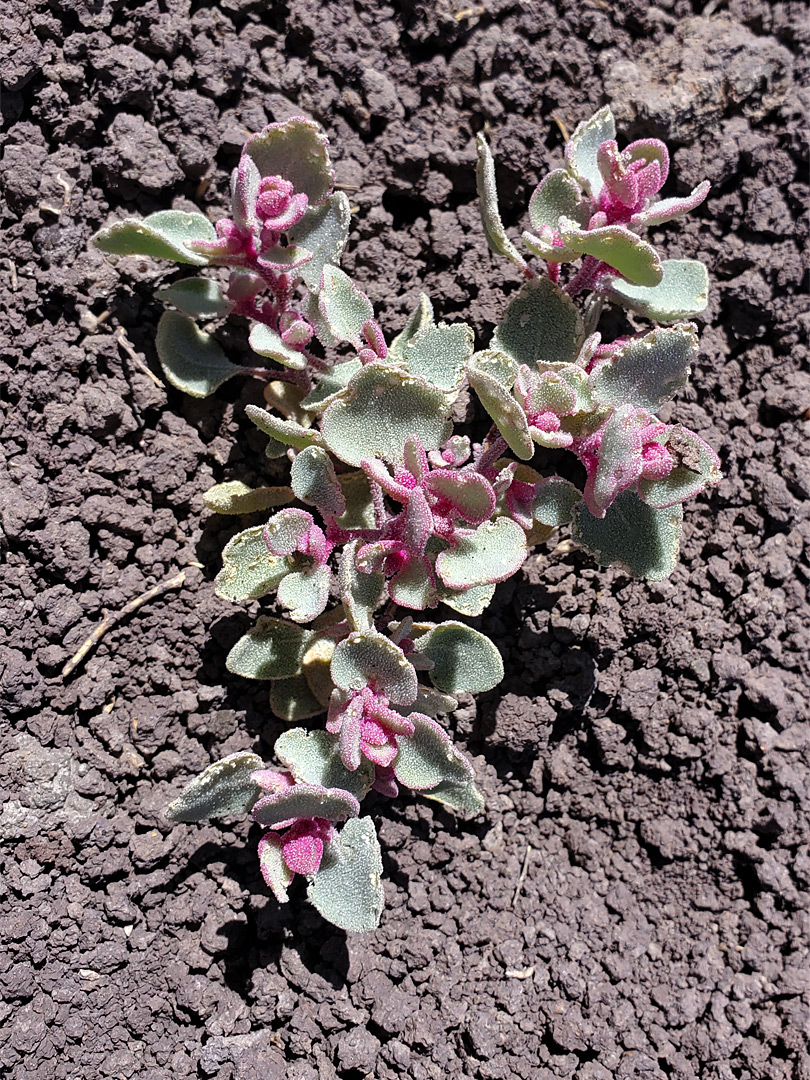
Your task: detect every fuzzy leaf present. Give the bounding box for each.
[318,265,375,347]
[492,277,585,370]
[425,471,495,525]
[156,310,242,397]
[270,674,325,722]
[300,360,363,412]
[302,637,337,708]
[92,210,215,266]
[531,477,582,526]
[421,778,484,817]
[340,540,386,632]
[390,558,437,610]
[522,230,579,264]
[436,517,528,590]
[203,481,294,515]
[467,359,533,462]
[573,491,683,580]
[274,728,374,799]
[336,471,377,530]
[331,630,417,706]
[227,616,313,681]
[559,219,662,287]
[258,833,293,902]
[215,526,290,602]
[389,293,434,358]
[263,508,313,554]
[278,564,331,623]
[288,192,352,290]
[413,623,503,694]
[565,105,616,199]
[291,446,346,517]
[394,713,476,791]
[307,818,384,933]
[591,324,697,412]
[248,324,308,369]
[245,404,321,450]
[632,182,710,228]
[529,169,590,232]
[601,259,709,322]
[638,425,722,509]
[156,278,232,318]
[437,581,496,617]
[400,322,474,392]
[321,363,451,467]
[475,134,527,270]
[244,117,334,204]
[167,752,264,822]
[252,784,360,828]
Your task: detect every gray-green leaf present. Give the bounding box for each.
[215,526,290,602]
[166,752,264,822]
[331,630,418,706]
[321,363,451,467]
[601,259,709,323]
[590,324,697,412]
[156,310,242,397]
[226,616,313,681]
[475,134,527,270]
[307,818,384,933]
[156,277,232,318]
[413,622,504,695]
[492,277,585,369]
[572,491,683,581]
[92,210,216,266]
[274,728,375,799]
[436,517,528,590]
[288,192,352,291]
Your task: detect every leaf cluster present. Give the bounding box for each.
[94,108,719,932]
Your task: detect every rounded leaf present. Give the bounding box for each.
[601,259,709,323]
[215,526,290,602]
[400,322,474,392]
[204,481,293,515]
[413,622,503,695]
[156,277,232,318]
[278,564,331,624]
[252,784,360,828]
[249,324,307,369]
[529,169,590,232]
[467,361,533,462]
[321,363,451,467]
[565,105,616,200]
[244,117,334,204]
[226,616,313,681]
[393,713,475,791]
[166,752,264,822]
[331,630,418,706]
[572,491,683,581]
[270,673,325,722]
[492,277,585,370]
[590,324,697,412]
[156,310,241,398]
[559,219,662,288]
[436,517,528,590]
[531,477,582,527]
[318,265,375,347]
[274,728,375,799]
[288,191,352,291]
[92,210,215,266]
[307,818,384,933]
[291,446,346,517]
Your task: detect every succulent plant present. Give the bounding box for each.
[94,107,720,931]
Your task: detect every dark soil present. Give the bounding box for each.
[2,1,809,1077]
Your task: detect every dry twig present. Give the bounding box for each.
[512,843,533,907]
[62,570,186,679]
